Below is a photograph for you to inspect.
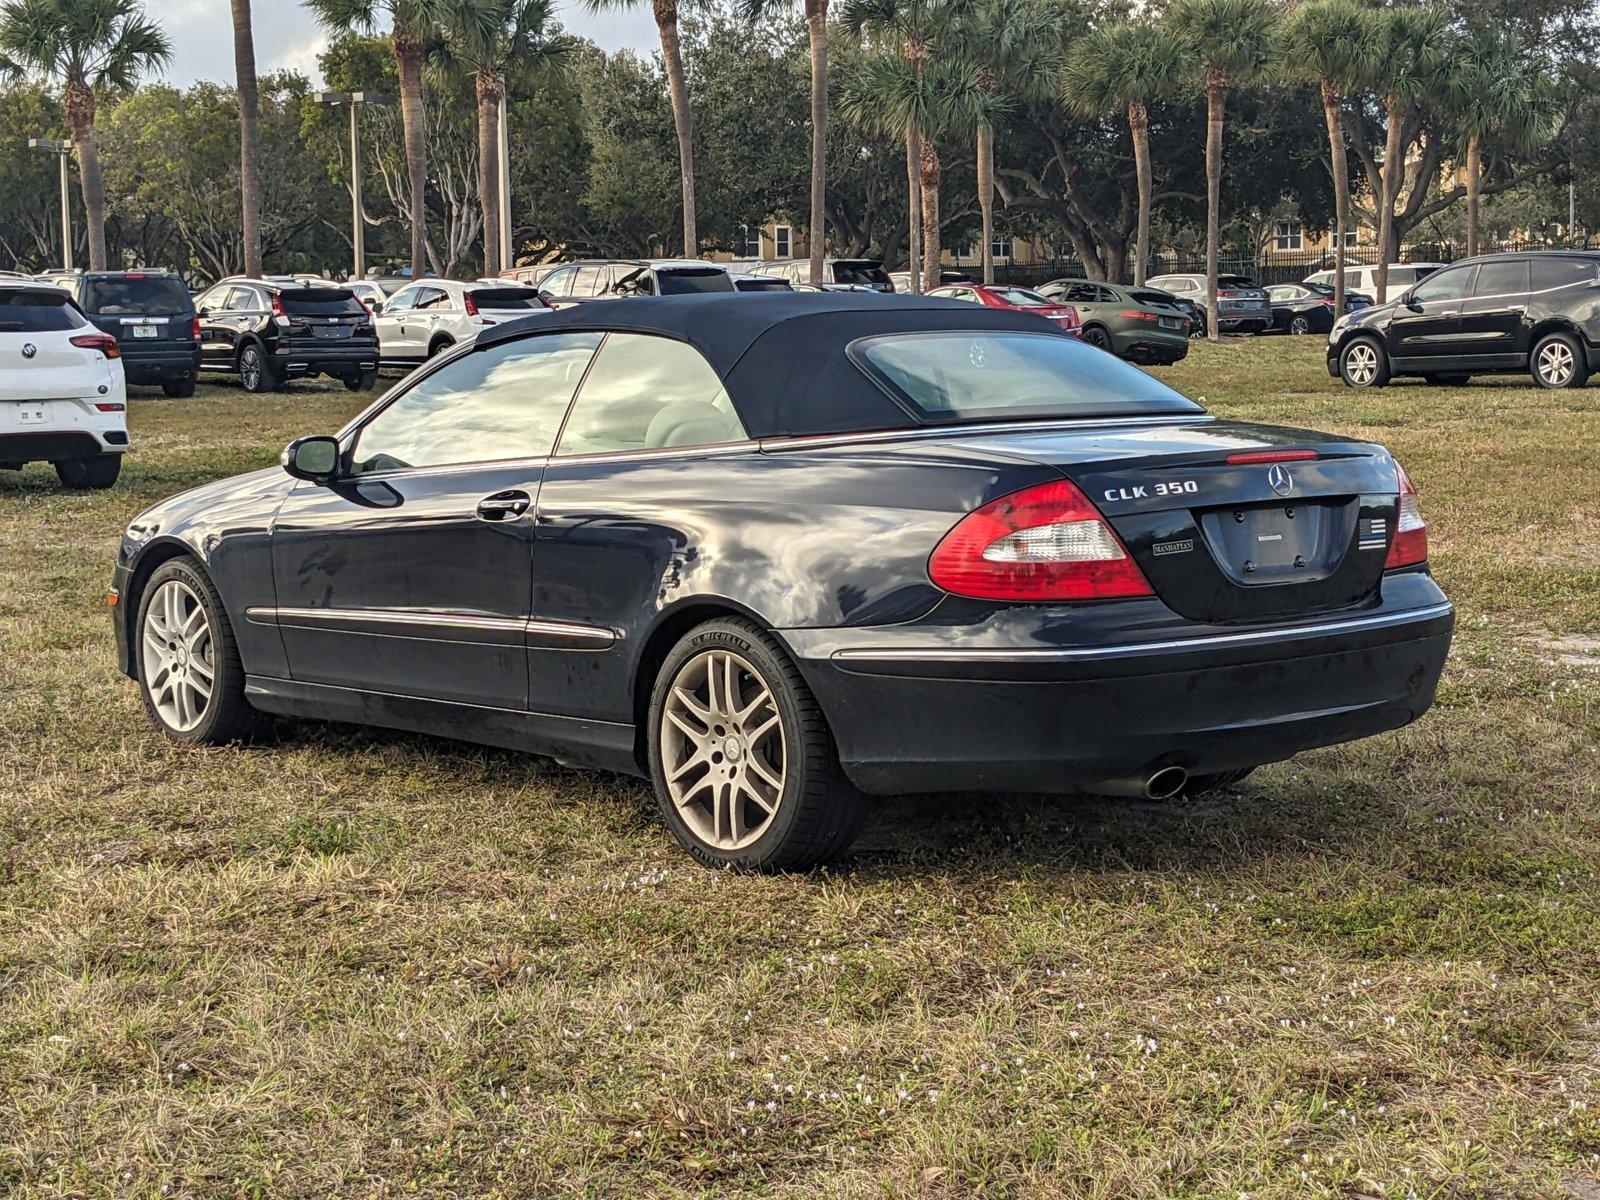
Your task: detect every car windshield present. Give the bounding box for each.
[469,287,545,310]
[0,287,82,332]
[1303,282,1334,297]
[1219,275,1259,289]
[279,288,365,315]
[657,269,735,295]
[1129,289,1179,307]
[832,261,890,285]
[851,331,1205,424]
[989,287,1053,307]
[84,275,191,315]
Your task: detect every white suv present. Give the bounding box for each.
[373,279,551,366]
[0,280,128,488]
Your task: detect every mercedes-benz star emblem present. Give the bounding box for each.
[21,342,36,359]
[1266,463,1294,496]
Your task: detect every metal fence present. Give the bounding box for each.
[985,236,1600,289]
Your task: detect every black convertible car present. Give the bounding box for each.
[112,295,1453,870]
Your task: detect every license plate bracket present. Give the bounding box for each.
[1198,499,1350,586]
[128,325,160,339]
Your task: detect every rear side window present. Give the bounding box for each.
[656,269,735,295]
[832,261,889,286]
[1471,260,1530,297]
[351,332,603,474]
[0,287,83,332]
[280,289,365,316]
[556,333,744,455]
[83,275,191,315]
[852,331,1205,424]
[1531,257,1597,291]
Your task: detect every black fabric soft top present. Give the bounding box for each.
[476,293,1076,439]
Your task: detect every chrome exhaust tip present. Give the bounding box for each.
[1143,766,1189,801]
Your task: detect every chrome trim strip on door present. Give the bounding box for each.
[829,602,1454,666]
[244,606,618,650]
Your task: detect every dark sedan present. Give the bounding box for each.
[111,295,1453,870]
[1265,282,1372,335]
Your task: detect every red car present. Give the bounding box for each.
[927,283,1081,335]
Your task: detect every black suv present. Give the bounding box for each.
[1330,251,1600,389]
[47,270,200,396]
[193,278,378,393]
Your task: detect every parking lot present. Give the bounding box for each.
[3,337,1598,1196]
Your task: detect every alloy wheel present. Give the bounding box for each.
[1344,342,1378,385]
[1290,315,1310,335]
[660,648,785,851]
[1537,339,1575,386]
[140,579,214,732]
[240,347,261,391]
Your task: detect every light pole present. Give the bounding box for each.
[28,137,73,270]
[315,91,392,280]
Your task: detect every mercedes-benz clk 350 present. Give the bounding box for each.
[111,295,1453,870]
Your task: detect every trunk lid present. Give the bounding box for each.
[277,288,374,345]
[954,420,1404,622]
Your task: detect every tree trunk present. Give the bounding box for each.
[62,77,106,271]
[1129,100,1152,286]
[1465,131,1481,258]
[231,0,263,277]
[977,120,995,285]
[904,120,921,292]
[655,0,697,256]
[919,136,940,288]
[393,23,429,280]
[1203,74,1225,343]
[1375,93,1403,304]
[476,70,502,276]
[805,0,827,284]
[1319,80,1348,317]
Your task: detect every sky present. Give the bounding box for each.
[157,0,657,87]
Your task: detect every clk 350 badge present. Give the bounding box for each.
[1103,479,1198,502]
[1152,538,1195,556]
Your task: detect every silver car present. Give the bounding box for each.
[1145,272,1273,334]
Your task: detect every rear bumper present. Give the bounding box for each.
[782,575,1453,795]
[121,344,201,382]
[1117,330,1190,363]
[0,429,125,464]
[274,342,379,378]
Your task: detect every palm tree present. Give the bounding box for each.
[1360,5,1448,302]
[587,0,698,256]
[1061,19,1185,286]
[443,0,573,275]
[953,0,1055,285]
[1167,0,1277,342]
[230,0,262,276]
[743,0,831,283]
[306,0,441,279]
[1280,0,1373,315]
[1444,28,1547,257]
[0,0,170,271]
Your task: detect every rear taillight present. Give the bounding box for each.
[1119,309,1158,322]
[929,479,1154,602]
[1385,463,1428,569]
[94,401,124,412]
[70,332,120,359]
[190,316,201,340]
[463,292,479,317]
[270,294,285,318]
[1219,289,1238,298]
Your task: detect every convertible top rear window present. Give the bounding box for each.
[850,331,1204,424]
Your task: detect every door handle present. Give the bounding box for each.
[476,490,531,521]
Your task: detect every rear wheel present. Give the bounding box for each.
[162,376,197,398]
[343,369,378,392]
[238,343,279,394]
[648,617,863,871]
[1339,337,1390,388]
[54,453,121,489]
[1288,314,1312,335]
[1080,325,1111,350]
[427,336,454,359]
[1531,331,1588,389]
[136,557,262,743]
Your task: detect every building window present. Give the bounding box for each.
[736,225,761,259]
[990,236,1013,262]
[1273,220,1303,251]
[773,225,792,259]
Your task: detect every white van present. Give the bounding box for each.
[1305,263,1444,306]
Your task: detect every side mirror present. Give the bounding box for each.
[281,435,341,482]
[197,306,213,317]
[1405,295,1423,312]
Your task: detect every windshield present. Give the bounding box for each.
[1218,275,1259,289]
[832,260,890,285]
[657,269,735,295]
[989,287,1054,308]
[1128,289,1178,308]
[83,275,191,315]
[0,287,82,332]
[469,287,546,310]
[851,331,1205,424]
[279,288,365,315]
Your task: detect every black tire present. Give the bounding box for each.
[1080,325,1111,350]
[343,369,379,392]
[54,453,121,489]
[427,337,454,359]
[1185,767,1255,798]
[1338,336,1390,388]
[1288,314,1312,335]
[134,556,263,744]
[1530,331,1589,389]
[238,343,279,394]
[162,376,197,398]
[647,617,864,872]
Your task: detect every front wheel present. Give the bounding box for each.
[1339,337,1390,388]
[238,344,279,394]
[54,453,121,489]
[648,617,863,871]
[1531,331,1589,389]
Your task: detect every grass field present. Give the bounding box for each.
[3,339,1598,1198]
